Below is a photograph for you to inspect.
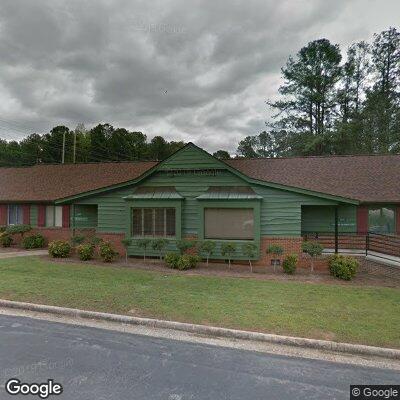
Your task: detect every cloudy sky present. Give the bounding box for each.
[0,0,399,153]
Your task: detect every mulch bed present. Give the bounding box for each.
[39,253,400,289]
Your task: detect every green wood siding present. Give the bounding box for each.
[301,205,357,233]
[73,205,98,228]
[158,145,223,170]
[30,205,38,227]
[70,145,354,259]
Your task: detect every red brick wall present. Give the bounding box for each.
[0,205,7,226]
[22,205,30,225]
[62,205,70,228]
[357,206,368,234]
[255,236,329,271]
[96,232,125,256]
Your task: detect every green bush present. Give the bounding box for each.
[22,234,46,249]
[177,254,201,270]
[77,244,95,261]
[302,241,324,257]
[71,235,86,246]
[302,241,324,272]
[165,252,180,269]
[0,233,13,247]
[89,236,103,246]
[176,240,196,255]
[48,240,71,258]
[5,224,32,237]
[0,226,6,233]
[242,242,257,272]
[328,255,358,280]
[136,238,151,261]
[151,238,168,260]
[99,241,118,262]
[221,242,236,269]
[266,244,284,256]
[188,254,201,268]
[282,254,297,274]
[198,241,216,266]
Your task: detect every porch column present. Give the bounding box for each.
[334,206,338,253]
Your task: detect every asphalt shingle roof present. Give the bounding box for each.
[227,154,400,203]
[0,153,399,203]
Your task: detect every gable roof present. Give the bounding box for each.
[0,144,398,204]
[0,161,157,202]
[227,154,400,203]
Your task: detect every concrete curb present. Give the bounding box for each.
[1,299,399,360]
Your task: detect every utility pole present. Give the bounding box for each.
[73,130,77,163]
[62,131,66,164]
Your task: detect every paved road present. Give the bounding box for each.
[0,315,398,400]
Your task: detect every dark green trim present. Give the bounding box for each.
[124,199,182,241]
[54,143,359,205]
[197,200,261,260]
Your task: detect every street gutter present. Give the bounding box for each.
[0,299,399,360]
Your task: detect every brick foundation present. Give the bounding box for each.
[256,236,329,271]
[10,227,331,270]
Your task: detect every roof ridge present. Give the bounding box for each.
[229,153,400,161]
[0,160,159,169]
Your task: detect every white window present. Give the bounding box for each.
[8,205,23,225]
[204,208,254,240]
[46,206,63,227]
[132,208,176,237]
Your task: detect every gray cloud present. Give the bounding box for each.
[0,0,399,152]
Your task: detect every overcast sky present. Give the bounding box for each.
[0,0,399,153]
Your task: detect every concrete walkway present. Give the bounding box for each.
[0,249,47,259]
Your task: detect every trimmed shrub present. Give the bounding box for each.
[302,241,323,272]
[165,252,180,269]
[177,255,191,270]
[5,224,32,237]
[282,254,297,274]
[188,254,201,268]
[0,233,13,248]
[77,244,95,261]
[151,238,168,260]
[177,254,201,270]
[89,236,103,246]
[99,241,118,262]
[266,244,284,256]
[328,254,358,280]
[242,242,257,272]
[221,242,236,269]
[48,240,71,258]
[199,241,216,266]
[176,240,196,255]
[71,235,86,246]
[22,234,46,249]
[136,238,151,261]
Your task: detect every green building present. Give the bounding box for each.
[1,143,399,264]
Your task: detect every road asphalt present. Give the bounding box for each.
[0,314,398,400]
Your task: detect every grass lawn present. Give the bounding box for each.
[0,256,399,349]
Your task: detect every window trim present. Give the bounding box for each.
[125,200,182,241]
[368,205,396,234]
[199,200,261,243]
[204,207,255,240]
[7,204,23,226]
[131,207,176,238]
[45,205,63,228]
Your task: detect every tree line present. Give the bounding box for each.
[0,123,186,166]
[0,27,399,166]
[236,27,400,158]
